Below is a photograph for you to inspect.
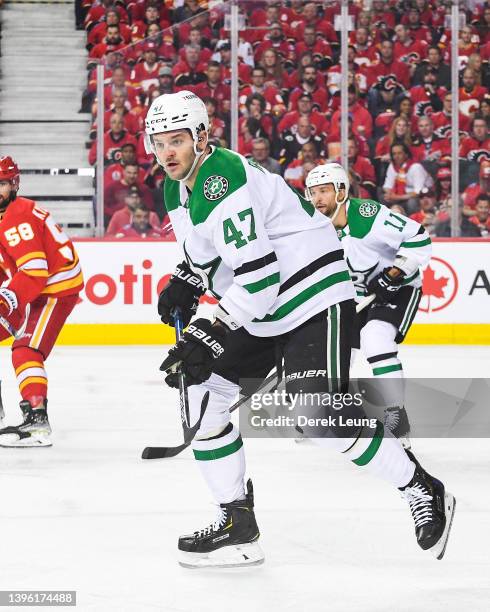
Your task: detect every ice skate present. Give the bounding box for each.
[400,450,456,560]
[178,479,264,568]
[384,406,411,449]
[0,399,52,447]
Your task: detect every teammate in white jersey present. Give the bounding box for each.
[146,91,455,567]
[305,163,431,446]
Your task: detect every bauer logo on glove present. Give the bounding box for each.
[160,318,227,387]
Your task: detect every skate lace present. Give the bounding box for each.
[384,409,400,431]
[401,483,433,528]
[195,506,228,538]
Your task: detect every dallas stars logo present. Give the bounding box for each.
[203,175,229,201]
[358,201,379,218]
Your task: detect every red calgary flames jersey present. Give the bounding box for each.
[0,197,84,307]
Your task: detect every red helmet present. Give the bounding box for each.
[0,156,20,190]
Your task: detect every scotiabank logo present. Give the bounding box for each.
[78,259,217,306]
[419,257,458,313]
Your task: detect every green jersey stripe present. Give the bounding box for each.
[372,364,403,376]
[193,436,243,461]
[255,270,351,322]
[400,237,432,248]
[353,421,384,466]
[244,272,281,294]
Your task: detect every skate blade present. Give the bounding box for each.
[0,432,52,448]
[178,542,265,569]
[429,493,456,560]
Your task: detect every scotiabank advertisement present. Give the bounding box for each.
[71,239,489,342]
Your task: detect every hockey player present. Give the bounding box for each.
[0,157,84,447]
[305,162,431,446]
[146,92,455,567]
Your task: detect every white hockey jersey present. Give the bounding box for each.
[339,198,432,300]
[163,147,355,336]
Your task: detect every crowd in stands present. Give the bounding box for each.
[77,0,490,238]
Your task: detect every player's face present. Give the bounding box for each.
[0,180,14,207]
[152,130,198,181]
[310,184,341,217]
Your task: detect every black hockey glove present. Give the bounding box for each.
[157,261,206,328]
[160,318,227,387]
[367,267,405,304]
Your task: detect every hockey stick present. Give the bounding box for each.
[0,303,31,340]
[356,294,376,313]
[141,369,279,460]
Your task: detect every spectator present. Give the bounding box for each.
[138,23,177,64]
[238,118,267,157]
[368,76,405,137]
[366,39,410,89]
[146,65,175,104]
[278,92,329,138]
[468,194,490,237]
[434,202,482,237]
[104,143,145,189]
[85,0,128,32]
[104,66,140,110]
[327,45,369,100]
[254,22,295,67]
[203,98,226,143]
[376,117,413,164]
[296,2,338,46]
[413,46,451,89]
[250,138,282,175]
[370,0,396,30]
[383,143,433,213]
[459,68,488,117]
[240,93,274,140]
[459,116,490,162]
[277,115,324,167]
[130,43,161,92]
[462,162,490,213]
[409,186,439,236]
[131,4,169,43]
[106,187,161,236]
[104,163,155,221]
[411,116,451,164]
[435,166,453,210]
[403,6,433,44]
[87,8,132,49]
[258,48,289,93]
[214,40,251,85]
[389,204,408,216]
[115,205,163,239]
[88,24,127,63]
[347,137,376,197]
[88,115,137,166]
[172,44,207,88]
[409,68,445,117]
[393,24,428,73]
[239,66,286,117]
[288,65,329,113]
[193,61,231,115]
[284,142,322,191]
[466,53,490,90]
[100,88,140,136]
[481,94,490,120]
[294,25,333,70]
[180,26,212,57]
[457,26,480,69]
[330,84,373,140]
[431,92,472,138]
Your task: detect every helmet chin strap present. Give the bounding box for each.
[329,189,347,225]
[178,140,205,183]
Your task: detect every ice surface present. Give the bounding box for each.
[0,345,489,612]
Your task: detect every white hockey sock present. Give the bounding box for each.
[312,422,415,488]
[192,424,246,504]
[361,319,405,409]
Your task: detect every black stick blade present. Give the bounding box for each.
[141,443,189,459]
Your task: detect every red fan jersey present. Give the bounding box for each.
[459,136,490,162]
[131,62,162,93]
[459,85,489,117]
[288,87,329,113]
[295,39,333,63]
[88,129,137,166]
[366,60,411,89]
[115,225,163,239]
[239,85,285,114]
[394,38,428,67]
[431,110,471,136]
[192,81,231,113]
[277,111,329,137]
[296,19,338,44]
[0,198,83,308]
[88,22,132,47]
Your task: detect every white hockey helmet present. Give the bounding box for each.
[144,90,209,180]
[305,162,350,223]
